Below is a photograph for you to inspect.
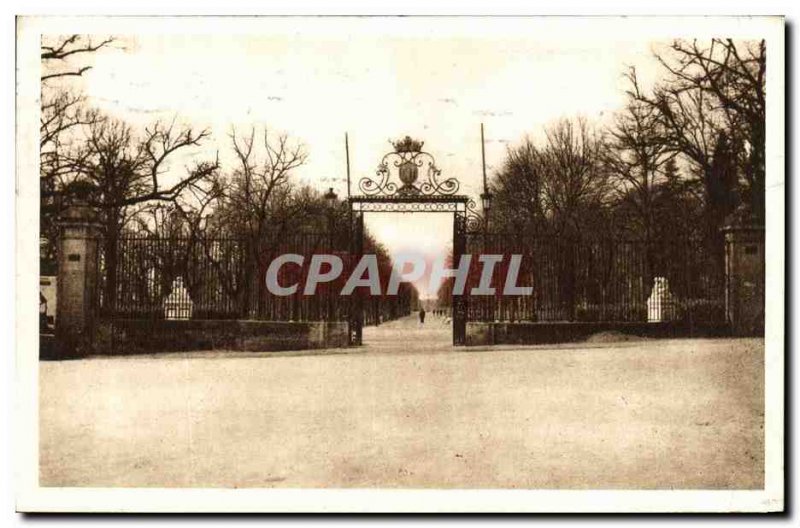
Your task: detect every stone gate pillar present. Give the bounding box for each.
[723,215,765,337]
[55,198,102,358]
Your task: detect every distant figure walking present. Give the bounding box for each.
[419,307,426,325]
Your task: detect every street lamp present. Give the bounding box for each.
[479,123,493,233]
[480,190,493,215]
[323,187,338,244]
[322,187,339,321]
[480,189,493,232]
[323,187,339,209]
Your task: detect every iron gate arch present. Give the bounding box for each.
[347,137,483,346]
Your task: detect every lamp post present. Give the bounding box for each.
[323,187,338,239]
[480,124,495,323]
[324,186,338,206]
[480,190,493,233]
[323,187,339,321]
[479,123,493,234]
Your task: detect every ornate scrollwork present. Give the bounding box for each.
[464,198,484,233]
[358,137,460,198]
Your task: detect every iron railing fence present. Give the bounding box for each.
[103,233,723,327]
[464,234,725,326]
[103,232,413,324]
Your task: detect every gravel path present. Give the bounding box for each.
[40,315,764,489]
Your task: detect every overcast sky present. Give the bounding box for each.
[51,25,670,298]
[78,33,663,187]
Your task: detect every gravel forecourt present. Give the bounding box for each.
[40,315,764,489]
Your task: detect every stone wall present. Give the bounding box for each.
[93,319,350,356]
[465,321,730,346]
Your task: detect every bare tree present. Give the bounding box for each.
[172,176,226,237]
[41,35,115,80]
[490,137,547,233]
[540,118,611,237]
[628,38,766,221]
[660,39,765,220]
[220,126,308,239]
[604,98,676,241]
[209,126,308,315]
[64,116,218,309]
[40,35,115,269]
[490,119,610,237]
[40,35,116,187]
[73,117,218,207]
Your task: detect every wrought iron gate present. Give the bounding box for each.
[347,136,483,346]
[452,208,468,345]
[349,209,364,345]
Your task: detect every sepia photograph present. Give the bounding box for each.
[13,15,784,513]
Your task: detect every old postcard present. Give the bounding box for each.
[15,16,784,512]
